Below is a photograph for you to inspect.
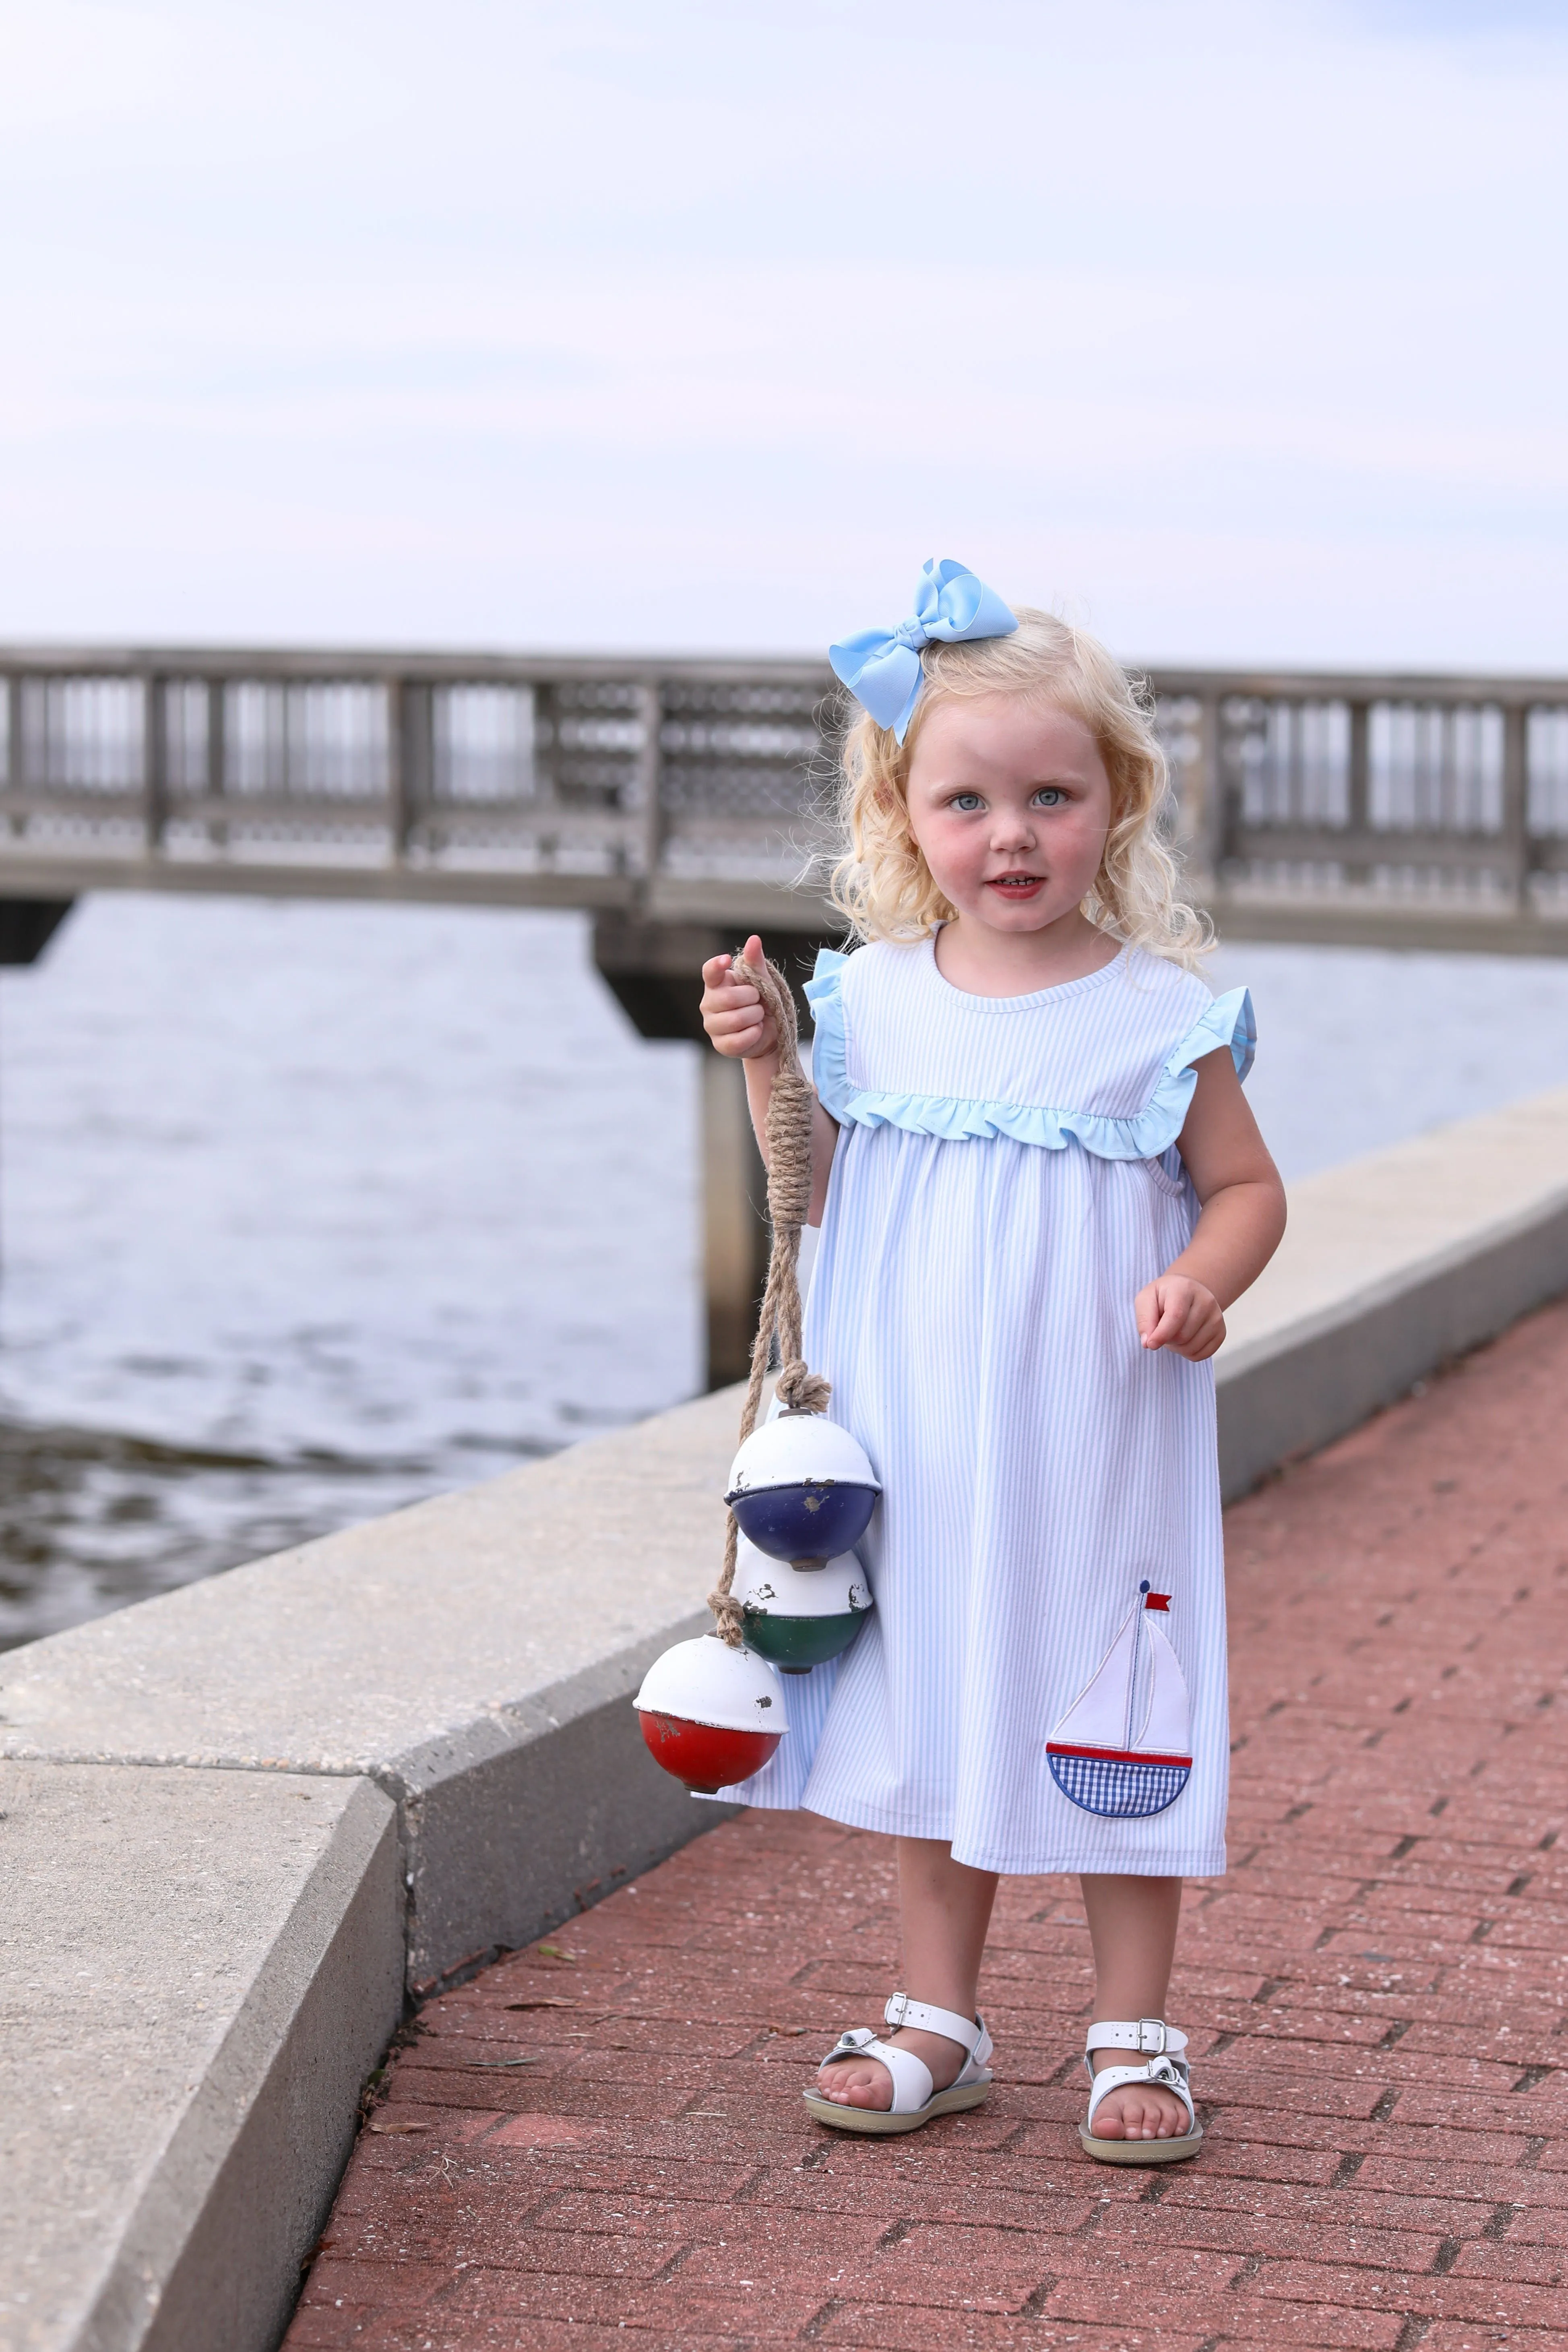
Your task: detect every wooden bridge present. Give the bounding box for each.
[6,643,1567,1376]
[4,641,1567,939]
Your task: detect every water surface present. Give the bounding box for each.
[3,895,1565,1649]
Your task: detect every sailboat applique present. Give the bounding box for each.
[1047,1580,1192,1818]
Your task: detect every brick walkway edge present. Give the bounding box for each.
[287,1299,1568,2352]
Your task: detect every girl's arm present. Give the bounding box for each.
[1136,1048,1287,1361]
[699,934,840,1226]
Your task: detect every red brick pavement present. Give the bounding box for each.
[286,1299,1568,2352]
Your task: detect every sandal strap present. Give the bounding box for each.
[819,2026,933,2115]
[1085,2053,1195,2137]
[1084,2017,1188,2058]
[882,1993,988,2059]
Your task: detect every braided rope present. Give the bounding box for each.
[707,953,830,1646]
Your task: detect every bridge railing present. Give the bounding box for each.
[1156,668,1568,919]
[3,647,1568,921]
[0,649,842,895]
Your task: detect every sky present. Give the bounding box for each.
[0,0,1565,667]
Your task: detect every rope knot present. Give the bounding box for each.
[708,949,837,1645]
[776,1360,832,1415]
[707,1588,746,1649]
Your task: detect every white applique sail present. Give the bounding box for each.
[1047,1580,1192,1818]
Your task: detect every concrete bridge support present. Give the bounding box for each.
[591,914,837,1385]
[0,897,72,965]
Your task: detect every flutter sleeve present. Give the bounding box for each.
[1131,985,1256,1156]
[1171,986,1256,1087]
[804,948,851,1122]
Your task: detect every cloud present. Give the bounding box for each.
[0,0,1563,666]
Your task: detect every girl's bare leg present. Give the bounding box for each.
[815,1837,999,2110]
[1079,1873,1188,2140]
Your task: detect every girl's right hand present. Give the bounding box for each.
[700,936,779,1061]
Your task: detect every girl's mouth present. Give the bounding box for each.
[985,873,1045,900]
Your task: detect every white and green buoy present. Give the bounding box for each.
[733,1534,873,1674]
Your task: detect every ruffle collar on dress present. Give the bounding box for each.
[805,941,1255,1165]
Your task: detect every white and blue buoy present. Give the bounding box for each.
[724,1412,880,1563]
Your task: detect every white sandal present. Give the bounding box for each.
[802,1993,994,2136]
[1080,2017,1202,2164]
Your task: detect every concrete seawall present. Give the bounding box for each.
[3,1085,1566,2352]
[1216,1085,1568,1496]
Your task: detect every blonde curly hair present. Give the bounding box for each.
[828,606,1209,971]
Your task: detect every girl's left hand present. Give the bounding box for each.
[1135,1275,1225,1360]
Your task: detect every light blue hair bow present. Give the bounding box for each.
[829,557,1018,743]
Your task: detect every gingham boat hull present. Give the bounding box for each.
[1046,1743,1192,1818]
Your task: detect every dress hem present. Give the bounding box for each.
[795,1793,1226,1880]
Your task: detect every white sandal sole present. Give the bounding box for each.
[803,2077,992,2135]
[1080,2121,1202,2164]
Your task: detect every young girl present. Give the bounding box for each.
[698,561,1285,2159]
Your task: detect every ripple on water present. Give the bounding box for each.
[0,894,700,1648]
[4,899,1568,1651]
[0,1420,519,1652]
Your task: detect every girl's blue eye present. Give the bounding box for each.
[951,794,983,812]
[1033,787,1065,806]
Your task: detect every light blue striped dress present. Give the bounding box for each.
[723,933,1255,1879]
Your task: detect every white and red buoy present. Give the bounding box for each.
[634,1634,789,1793]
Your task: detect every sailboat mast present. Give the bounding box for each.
[1122,1612,1138,1752]
[1124,1578,1155,1751]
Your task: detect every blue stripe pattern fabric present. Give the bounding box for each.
[718,936,1252,1878]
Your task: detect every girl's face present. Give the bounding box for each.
[903,694,1113,936]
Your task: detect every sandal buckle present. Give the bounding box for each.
[1137,2017,1168,2054]
[885,1992,910,2029]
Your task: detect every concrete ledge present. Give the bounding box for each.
[1216,1087,1568,1496]
[0,1387,745,1992]
[4,1085,1568,2348]
[0,1765,401,2352]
